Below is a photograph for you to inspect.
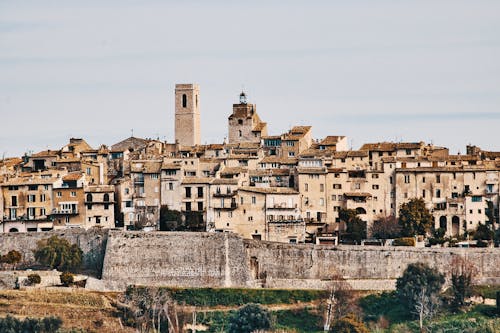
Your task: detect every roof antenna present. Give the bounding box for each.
[131,129,134,137]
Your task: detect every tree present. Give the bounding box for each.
[370,215,402,239]
[474,222,494,241]
[228,303,271,333]
[34,236,83,272]
[450,256,478,310]
[398,198,433,237]
[323,274,359,331]
[339,208,367,244]
[396,262,445,330]
[330,314,369,333]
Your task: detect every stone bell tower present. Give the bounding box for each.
[175,83,200,147]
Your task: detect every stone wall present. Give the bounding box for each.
[0,229,108,276]
[1,230,500,291]
[101,231,250,290]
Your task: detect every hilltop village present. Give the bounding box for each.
[1,83,499,244]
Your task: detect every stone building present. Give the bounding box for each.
[228,92,267,144]
[175,84,200,147]
[52,172,86,229]
[84,185,114,229]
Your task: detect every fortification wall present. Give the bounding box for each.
[101,232,500,290]
[1,230,499,291]
[101,231,250,290]
[244,240,500,286]
[0,229,108,275]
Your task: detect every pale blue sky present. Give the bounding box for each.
[1,0,499,157]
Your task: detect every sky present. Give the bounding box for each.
[1,0,499,157]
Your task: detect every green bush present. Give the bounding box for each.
[0,250,22,265]
[27,273,42,285]
[360,291,410,324]
[0,315,62,332]
[330,314,369,333]
[60,272,74,287]
[163,287,326,306]
[393,237,416,246]
[228,303,271,333]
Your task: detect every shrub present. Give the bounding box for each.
[0,315,62,332]
[393,237,416,246]
[34,236,83,272]
[228,303,271,333]
[27,273,42,286]
[60,272,74,287]
[0,250,22,268]
[330,314,369,333]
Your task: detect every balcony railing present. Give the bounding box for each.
[51,208,78,215]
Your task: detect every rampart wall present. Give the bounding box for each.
[1,230,500,291]
[0,229,108,275]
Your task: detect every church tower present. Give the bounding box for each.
[228,91,267,144]
[175,83,200,147]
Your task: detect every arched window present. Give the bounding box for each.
[439,216,447,229]
[355,207,367,215]
[182,94,187,108]
[86,193,93,202]
[9,228,19,233]
[103,193,110,202]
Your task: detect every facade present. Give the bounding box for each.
[228,92,268,144]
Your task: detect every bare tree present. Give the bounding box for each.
[450,255,478,310]
[413,286,440,332]
[324,274,358,331]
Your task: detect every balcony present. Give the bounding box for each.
[51,208,78,215]
[213,190,236,198]
[213,202,238,210]
[267,203,297,210]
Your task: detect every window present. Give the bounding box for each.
[40,194,46,202]
[11,196,17,206]
[240,197,244,204]
[478,209,482,214]
[238,119,243,125]
[57,191,62,198]
[405,149,411,155]
[185,202,191,211]
[198,202,203,211]
[197,187,203,198]
[28,185,38,191]
[125,201,132,208]
[151,174,159,179]
[87,204,92,210]
[251,196,256,204]
[355,183,361,189]
[86,193,92,202]
[44,185,49,190]
[335,173,340,178]
[71,191,76,197]
[40,208,46,216]
[288,152,295,157]
[216,211,221,218]
[372,174,379,179]
[28,207,35,218]
[28,194,36,202]
[436,189,441,198]
[169,183,174,190]
[182,94,187,108]
[333,184,342,189]
[228,211,232,218]
[320,184,324,192]
[404,175,410,183]
[65,216,70,223]
[472,196,482,202]
[86,167,91,175]
[331,195,336,201]
[8,186,18,190]
[125,188,129,195]
[422,190,426,198]
[372,185,379,190]
[436,175,441,183]
[248,216,253,221]
[104,204,109,210]
[373,196,378,201]
[319,198,324,206]
[185,187,191,198]
[304,183,308,191]
[239,130,242,137]
[422,176,426,183]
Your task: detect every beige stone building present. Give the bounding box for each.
[84,185,114,229]
[228,92,268,144]
[175,84,200,147]
[52,172,86,229]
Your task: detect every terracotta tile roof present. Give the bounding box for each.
[252,122,267,132]
[250,168,290,176]
[31,150,60,158]
[181,177,212,184]
[62,172,83,181]
[239,186,299,195]
[319,136,345,145]
[211,178,239,185]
